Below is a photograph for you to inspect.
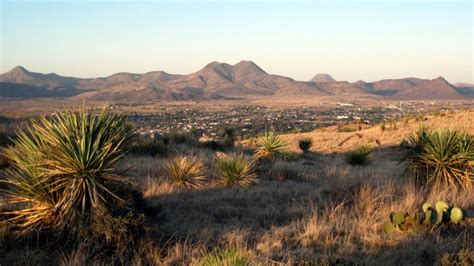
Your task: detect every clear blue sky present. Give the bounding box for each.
[1,0,472,83]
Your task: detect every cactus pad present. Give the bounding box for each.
[450,207,463,223]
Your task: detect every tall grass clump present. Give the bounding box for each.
[0,107,135,235]
[163,156,206,189]
[346,145,372,166]
[199,247,252,266]
[216,154,258,188]
[255,131,289,160]
[298,137,313,153]
[400,128,474,191]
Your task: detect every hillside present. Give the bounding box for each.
[354,77,466,99]
[276,110,474,154]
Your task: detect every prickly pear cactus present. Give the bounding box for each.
[383,201,467,235]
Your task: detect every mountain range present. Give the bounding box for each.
[0,61,472,101]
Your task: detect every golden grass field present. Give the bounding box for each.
[0,106,473,265]
[123,109,472,265]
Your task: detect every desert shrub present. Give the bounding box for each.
[201,139,227,151]
[255,131,289,160]
[163,156,206,189]
[220,127,236,148]
[199,247,252,266]
[346,145,372,166]
[216,154,258,188]
[298,137,313,153]
[0,107,135,235]
[400,128,474,190]
[164,132,198,145]
[128,138,168,157]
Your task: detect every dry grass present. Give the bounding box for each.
[263,109,474,154]
[1,109,473,265]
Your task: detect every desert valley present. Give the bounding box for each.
[1,0,473,265]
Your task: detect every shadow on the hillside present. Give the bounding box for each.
[145,144,405,239]
[147,179,321,241]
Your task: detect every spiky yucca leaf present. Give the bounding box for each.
[216,154,258,188]
[400,128,474,191]
[254,131,289,160]
[164,156,206,189]
[0,107,133,234]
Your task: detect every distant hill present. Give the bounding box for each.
[0,62,472,101]
[454,83,474,97]
[353,77,466,99]
[310,73,336,83]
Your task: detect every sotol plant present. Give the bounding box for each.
[383,201,468,235]
[0,107,134,235]
[216,154,258,188]
[163,156,206,189]
[255,130,289,160]
[400,128,474,191]
[298,137,313,153]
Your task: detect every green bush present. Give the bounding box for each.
[346,145,372,166]
[0,107,135,235]
[400,128,474,190]
[128,138,168,157]
[163,132,198,145]
[220,127,236,148]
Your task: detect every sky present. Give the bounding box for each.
[0,0,472,83]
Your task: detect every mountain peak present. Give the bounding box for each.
[10,66,30,74]
[234,60,257,67]
[311,73,336,83]
[233,60,267,76]
[433,76,448,82]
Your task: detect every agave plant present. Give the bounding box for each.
[400,128,474,191]
[298,137,313,153]
[0,107,134,234]
[216,154,258,188]
[255,131,289,160]
[163,156,206,189]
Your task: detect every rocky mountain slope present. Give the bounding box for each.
[0,61,471,101]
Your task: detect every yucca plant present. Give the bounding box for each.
[163,156,206,189]
[0,107,134,235]
[216,154,258,188]
[298,137,313,153]
[400,128,474,191]
[255,131,289,160]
